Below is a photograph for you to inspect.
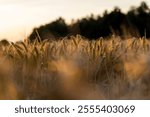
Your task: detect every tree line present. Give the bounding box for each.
[29,1,150,41]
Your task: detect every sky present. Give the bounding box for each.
[0,0,150,42]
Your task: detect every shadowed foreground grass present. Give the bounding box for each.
[0,35,150,99]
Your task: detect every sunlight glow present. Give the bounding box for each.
[0,0,149,41]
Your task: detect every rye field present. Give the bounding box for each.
[0,35,150,99]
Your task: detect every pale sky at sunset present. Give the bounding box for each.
[0,0,149,42]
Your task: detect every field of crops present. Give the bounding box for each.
[0,35,150,99]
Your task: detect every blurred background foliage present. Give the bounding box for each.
[29,2,150,41]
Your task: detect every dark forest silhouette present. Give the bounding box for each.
[29,2,150,41]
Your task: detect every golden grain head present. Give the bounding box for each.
[0,36,150,99]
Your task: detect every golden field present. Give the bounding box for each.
[0,35,150,99]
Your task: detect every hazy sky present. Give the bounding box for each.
[0,0,149,42]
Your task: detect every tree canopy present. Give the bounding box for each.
[29,2,150,41]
